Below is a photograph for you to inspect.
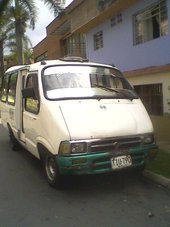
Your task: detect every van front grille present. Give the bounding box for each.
[89,137,141,153]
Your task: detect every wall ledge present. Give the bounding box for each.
[124,63,170,78]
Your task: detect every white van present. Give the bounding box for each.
[0,57,157,187]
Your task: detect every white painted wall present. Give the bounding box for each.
[86,0,170,71]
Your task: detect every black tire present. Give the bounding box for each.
[44,153,64,188]
[8,126,21,151]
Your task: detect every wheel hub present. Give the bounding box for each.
[46,158,56,181]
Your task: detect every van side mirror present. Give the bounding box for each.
[22,88,36,99]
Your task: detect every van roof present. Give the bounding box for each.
[5,65,27,73]
[6,58,117,73]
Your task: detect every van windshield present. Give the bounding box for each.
[42,65,138,100]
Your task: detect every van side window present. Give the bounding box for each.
[7,72,18,105]
[1,74,9,102]
[25,74,39,114]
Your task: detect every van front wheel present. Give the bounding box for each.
[45,154,63,188]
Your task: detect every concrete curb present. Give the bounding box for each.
[143,170,170,190]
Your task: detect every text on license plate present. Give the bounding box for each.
[111,155,132,170]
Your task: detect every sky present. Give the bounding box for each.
[26,0,73,47]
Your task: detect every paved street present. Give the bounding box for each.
[0,124,170,227]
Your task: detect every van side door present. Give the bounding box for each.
[23,73,40,158]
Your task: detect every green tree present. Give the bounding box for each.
[9,0,65,64]
[43,0,65,17]
[6,31,32,52]
[6,31,33,65]
[10,0,37,64]
[0,6,13,77]
[0,22,6,77]
[0,3,33,75]
[1,0,65,68]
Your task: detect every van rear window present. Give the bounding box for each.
[7,72,18,105]
[1,74,9,102]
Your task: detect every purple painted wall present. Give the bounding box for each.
[86,0,170,71]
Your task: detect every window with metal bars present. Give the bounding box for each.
[35,52,48,63]
[63,34,86,57]
[133,0,168,45]
[134,84,163,115]
[111,13,122,27]
[94,31,103,50]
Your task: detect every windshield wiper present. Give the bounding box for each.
[93,84,119,93]
[93,84,134,101]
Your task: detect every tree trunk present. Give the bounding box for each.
[0,40,5,79]
[15,22,24,65]
[15,0,24,65]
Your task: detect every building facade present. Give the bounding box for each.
[84,0,170,141]
[33,0,170,142]
[86,0,169,71]
[33,0,87,61]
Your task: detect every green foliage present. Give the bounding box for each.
[43,0,65,16]
[6,31,33,54]
[0,0,37,65]
[4,48,33,70]
[0,4,12,76]
[1,0,65,67]
[146,149,170,178]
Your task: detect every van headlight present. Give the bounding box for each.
[141,134,154,145]
[59,141,87,155]
[71,142,87,154]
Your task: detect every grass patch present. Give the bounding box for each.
[146,149,170,178]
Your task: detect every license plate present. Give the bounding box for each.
[111,155,132,170]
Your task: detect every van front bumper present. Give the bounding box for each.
[56,144,158,175]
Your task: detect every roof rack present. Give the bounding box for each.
[60,56,89,63]
[41,61,47,65]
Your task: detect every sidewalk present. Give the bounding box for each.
[143,170,170,190]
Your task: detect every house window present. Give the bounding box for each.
[117,13,122,23]
[111,13,122,27]
[94,31,103,50]
[110,16,116,27]
[134,84,163,115]
[35,52,48,62]
[134,0,168,45]
[63,34,86,57]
